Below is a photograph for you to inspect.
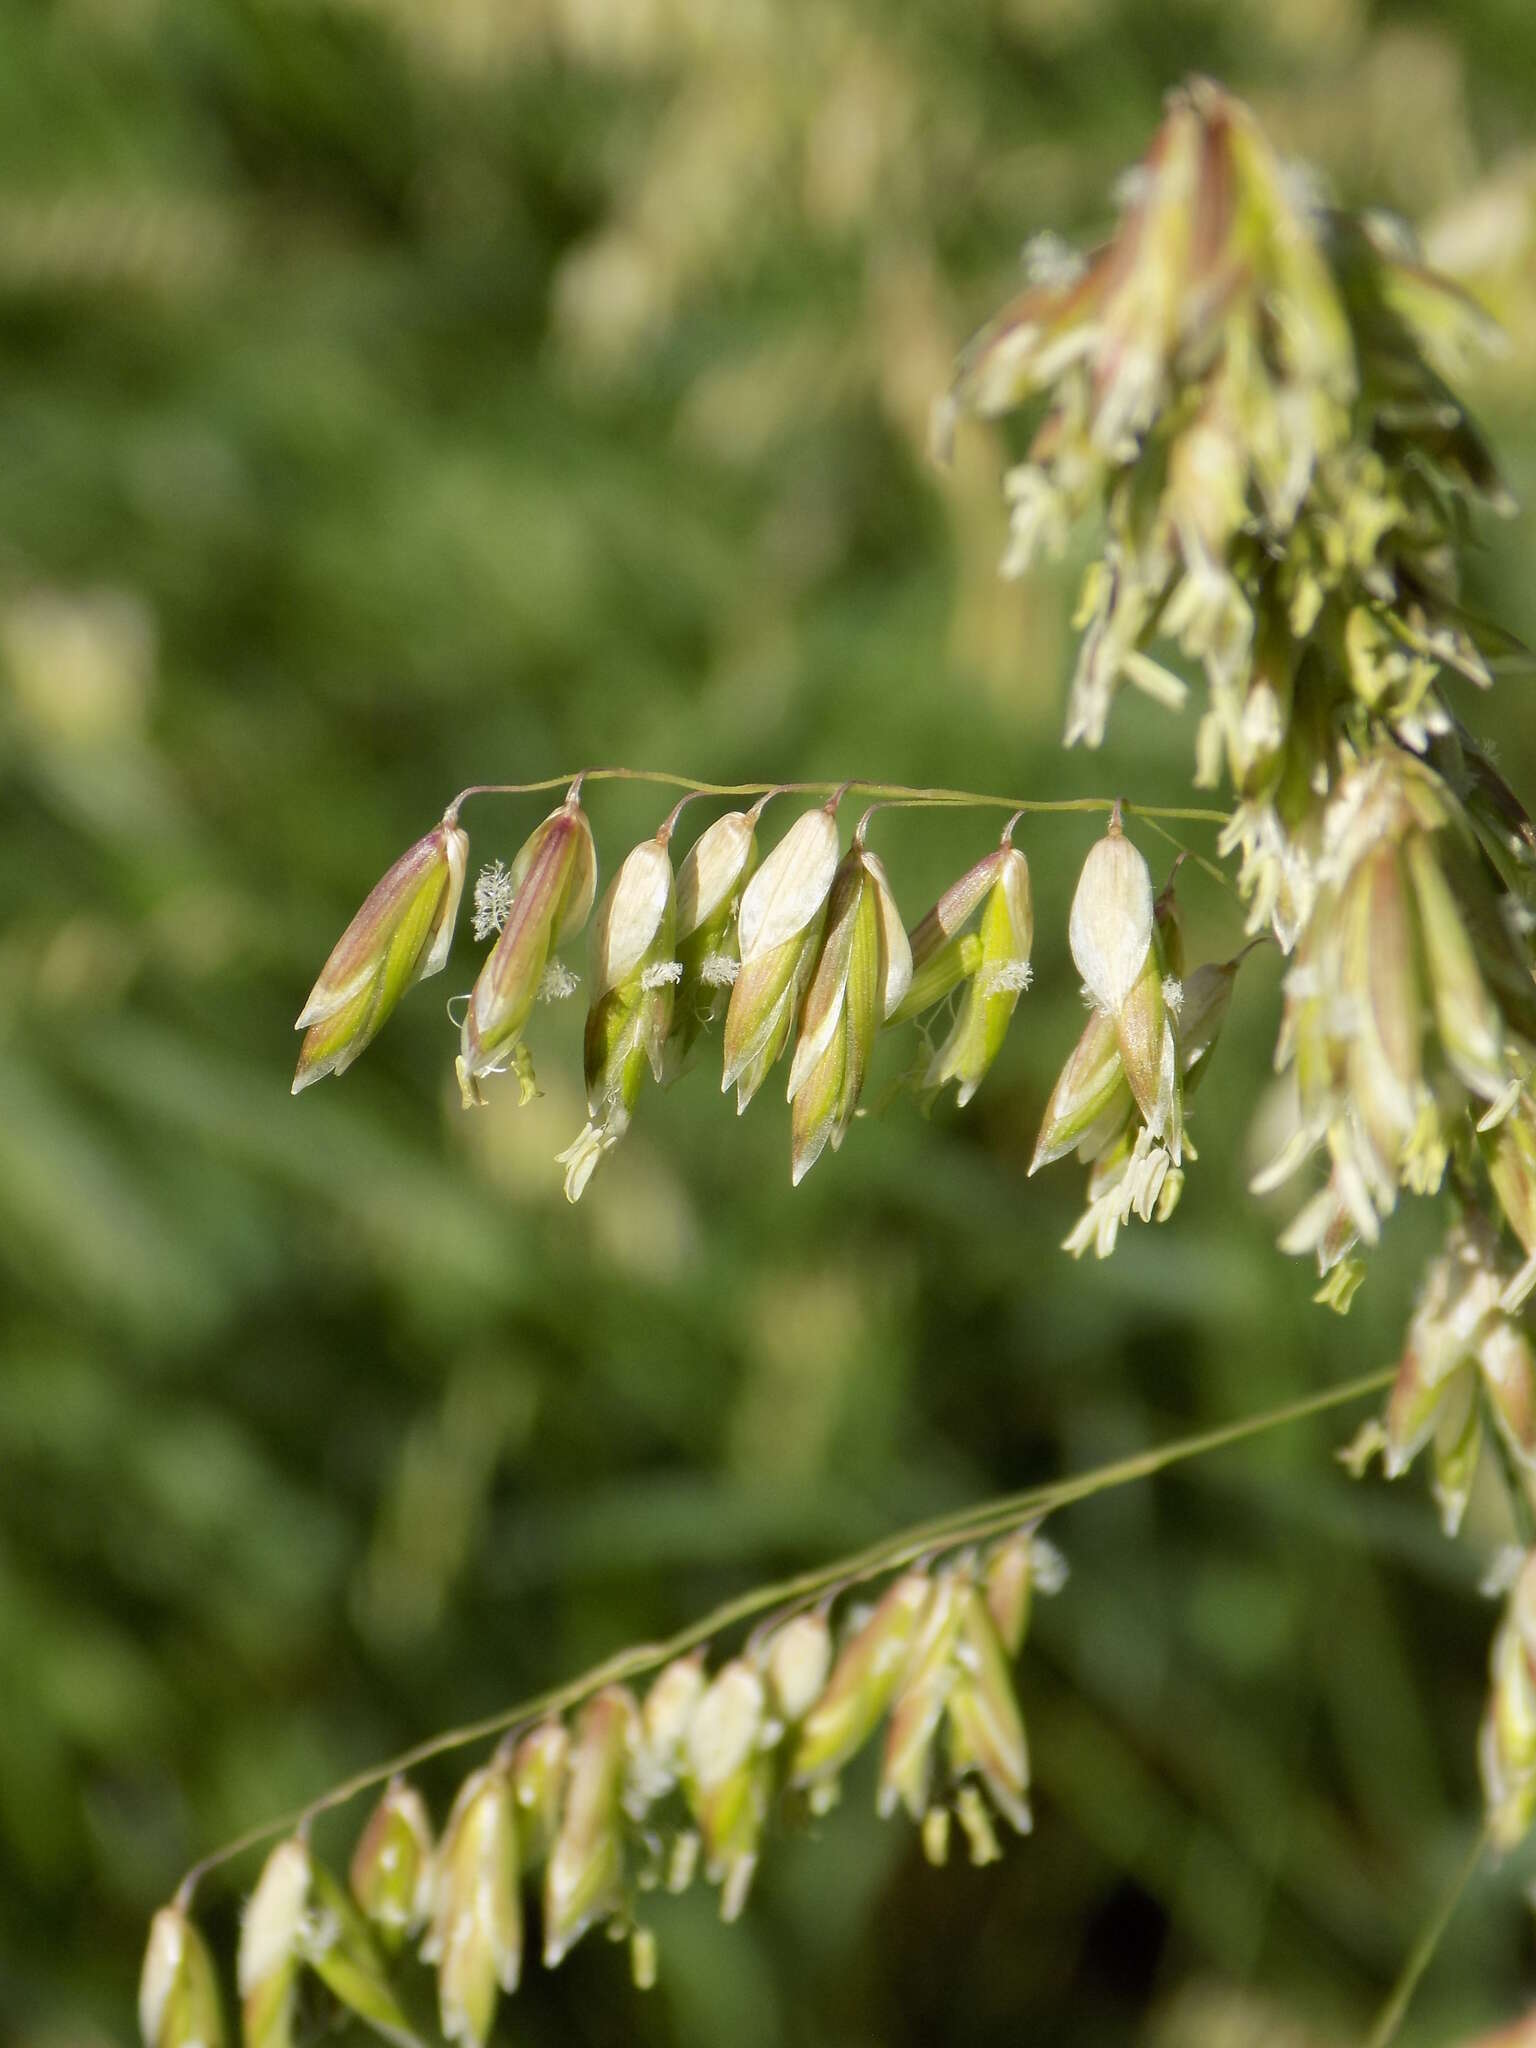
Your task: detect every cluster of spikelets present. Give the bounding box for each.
[292,782,1249,1243]
[943,75,1520,947]
[140,1529,1063,2048]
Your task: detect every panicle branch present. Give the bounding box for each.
[144,1369,1392,2048]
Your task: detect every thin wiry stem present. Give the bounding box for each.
[443,767,1232,828]
[1364,1822,1490,2048]
[178,1364,1391,1905]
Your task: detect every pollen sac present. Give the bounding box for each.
[140,1907,225,2048]
[349,1779,433,1948]
[293,818,468,1093]
[1482,1551,1536,1852]
[791,1572,932,1793]
[510,1720,569,1867]
[683,1660,771,1921]
[237,1837,311,2048]
[543,1688,635,1967]
[458,795,597,1107]
[786,843,912,1184]
[722,802,841,1112]
[424,1763,521,2047]
[671,809,759,1060]
[765,1612,833,1725]
[923,845,1033,1108]
[1069,820,1154,1018]
[558,830,677,1201]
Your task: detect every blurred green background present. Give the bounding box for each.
[6,2,1536,2042]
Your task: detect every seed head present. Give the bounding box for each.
[924,845,1033,1107]
[238,1838,310,2048]
[765,1612,833,1723]
[945,1585,1031,1835]
[786,844,912,1184]
[880,1569,967,1822]
[558,830,677,1200]
[672,809,759,1057]
[1482,1552,1536,1852]
[349,1780,433,1946]
[1031,1006,1132,1173]
[683,1660,770,1921]
[511,1720,569,1867]
[140,1907,225,2048]
[293,818,468,1093]
[722,803,840,1111]
[425,1764,521,2045]
[634,1655,707,1805]
[458,796,596,1107]
[791,1572,931,1791]
[1069,821,1154,1017]
[543,1688,635,1967]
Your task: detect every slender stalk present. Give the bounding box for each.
[178,1365,1391,1904]
[1364,1823,1490,2048]
[443,767,1231,828]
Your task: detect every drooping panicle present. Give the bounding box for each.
[722,800,841,1112]
[458,792,596,1107]
[293,816,468,1092]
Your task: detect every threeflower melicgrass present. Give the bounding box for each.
[150,79,1536,2048]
